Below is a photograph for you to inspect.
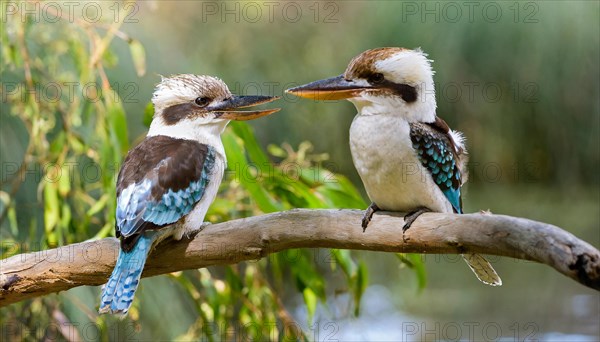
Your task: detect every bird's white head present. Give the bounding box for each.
[287,48,436,122]
[148,74,279,140]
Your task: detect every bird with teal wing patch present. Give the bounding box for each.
[287,48,501,286]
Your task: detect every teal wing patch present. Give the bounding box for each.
[142,169,213,226]
[410,123,463,213]
[116,139,216,238]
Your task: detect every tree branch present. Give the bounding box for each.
[1,209,599,307]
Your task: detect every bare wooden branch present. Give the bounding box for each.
[1,209,599,307]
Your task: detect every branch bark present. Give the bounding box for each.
[1,209,599,307]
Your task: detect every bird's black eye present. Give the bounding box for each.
[194,97,211,107]
[368,73,385,84]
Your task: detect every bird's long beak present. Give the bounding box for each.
[211,95,280,121]
[286,75,368,100]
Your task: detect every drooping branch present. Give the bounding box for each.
[1,209,599,307]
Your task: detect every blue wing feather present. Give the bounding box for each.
[116,145,216,237]
[410,123,463,214]
[442,189,462,214]
[99,232,155,314]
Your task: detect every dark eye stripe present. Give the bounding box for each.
[359,71,418,103]
[371,79,417,103]
[162,103,196,125]
[388,82,417,103]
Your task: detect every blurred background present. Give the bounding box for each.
[1,1,598,340]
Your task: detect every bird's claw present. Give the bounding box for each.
[361,218,369,232]
[402,207,431,233]
[185,222,211,239]
[361,202,380,232]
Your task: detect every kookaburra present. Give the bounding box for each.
[287,48,501,286]
[99,74,280,314]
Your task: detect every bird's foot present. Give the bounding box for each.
[402,207,431,233]
[171,222,186,241]
[361,202,380,232]
[184,222,210,239]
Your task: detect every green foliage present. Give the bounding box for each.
[396,253,427,290]
[0,3,425,341]
[128,39,146,78]
[0,3,129,251]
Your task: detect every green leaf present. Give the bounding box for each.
[275,179,322,208]
[143,102,154,127]
[225,266,243,294]
[7,205,18,237]
[49,132,66,155]
[128,39,146,77]
[230,122,271,171]
[104,89,129,156]
[87,194,109,216]
[288,250,326,299]
[319,174,366,208]
[396,253,427,290]
[354,262,369,316]
[0,21,14,67]
[58,164,71,197]
[93,222,114,240]
[267,144,286,158]
[303,288,318,323]
[67,135,85,154]
[318,188,365,209]
[331,249,357,276]
[60,203,72,233]
[43,183,60,236]
[222,131,281,213]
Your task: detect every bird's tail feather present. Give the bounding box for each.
[99,233,155,315]
[461,253,502,286]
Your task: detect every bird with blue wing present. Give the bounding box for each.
[287,48,501,286]
[99,74,280,315]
